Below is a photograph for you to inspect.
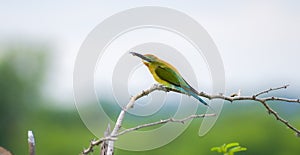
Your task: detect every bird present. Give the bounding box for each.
[130,52,208,106]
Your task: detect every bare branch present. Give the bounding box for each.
[117,113,216,136]
[82,84,300,154]
[254,84,289,97]
[146,84,300,135]
[100,124,111,155]
[82,113,214,155]
[82,84,168,155]
[197,85,300,136]
[106,84,169,155]
[28,130,35,155]
[82,137,117,155]
[264,97,300,103]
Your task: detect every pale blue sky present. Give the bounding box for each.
[1,1,299,106]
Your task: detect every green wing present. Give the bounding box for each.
[155,65,200,95]
[155,66,182,87]
[155,65,206,105]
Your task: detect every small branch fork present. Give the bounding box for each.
[116,113,216,137]
[82,84,300,154]
[82,137,117,154]
[197,84,300,136]
[254,84,289,97]
[104,84,172,155]
[81,113,215,154]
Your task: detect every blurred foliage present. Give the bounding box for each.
[0,45,47,146]
[0,44,299,155]
[211,142,247,155]
[4,105,299,155]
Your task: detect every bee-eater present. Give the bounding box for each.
[130,52,208,106]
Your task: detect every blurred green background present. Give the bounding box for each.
[0,45,299,154]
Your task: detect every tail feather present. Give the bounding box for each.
[189,91,208,106]
[180,79,208,106]
[173,86,208,106]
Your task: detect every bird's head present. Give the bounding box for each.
[130,52,159,65]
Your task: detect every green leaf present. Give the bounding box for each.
[224,143,239,152]
[211,147,222,153]
[229,146,247,155]
[211,142,247,155]
[221,144,227,152]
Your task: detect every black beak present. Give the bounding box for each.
[129,52,152,62]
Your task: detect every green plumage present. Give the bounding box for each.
[130,52,208,106]
[155,66,181,87]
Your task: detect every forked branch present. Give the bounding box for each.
[82,113,215,154]
[82,84,300,155]
[197,85,300,136]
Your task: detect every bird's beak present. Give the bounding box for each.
[129,52,152,62]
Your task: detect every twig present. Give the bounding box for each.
[82,113,215,155]
[197,85,300,135]
[106,84,168,155]
[82,137,117,155]
[148,84,300,136]
[28,130,35,155]
[254,84,289,97]
[100,124,111,155]
[117,113,216,136]
[82,84,300,154]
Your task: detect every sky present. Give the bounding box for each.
[0,1,299,107]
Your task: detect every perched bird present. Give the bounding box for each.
[130,52,208,106]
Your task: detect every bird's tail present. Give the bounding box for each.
[189,91,208,106]
[190,92,217,113]
[172,86,211,108]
